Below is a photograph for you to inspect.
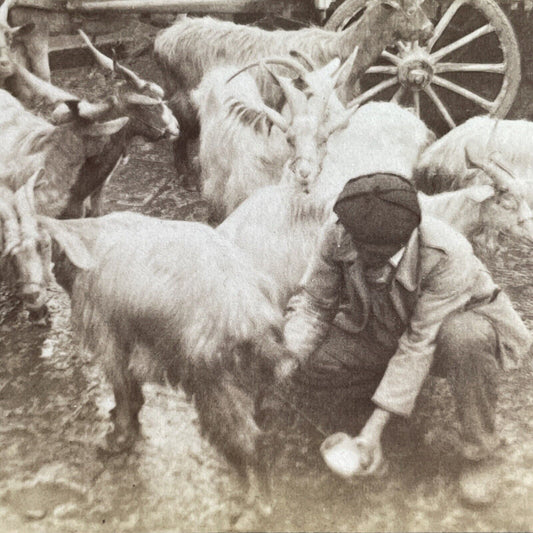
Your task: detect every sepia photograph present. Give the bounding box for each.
[0,0,532,531]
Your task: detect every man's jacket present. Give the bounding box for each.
[283,215,532,417]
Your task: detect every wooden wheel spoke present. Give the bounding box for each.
[381,50,401,65]
[366,65,398,75]
[431,24,495,62]
[350,77,399,105]
[432,75,495,111]
[391,86,406,103]
[427,0,465,50]
[413,91,420,117]
[435,62,506,74]
[423,85,456,129]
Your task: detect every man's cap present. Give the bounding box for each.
[333,173,421,245]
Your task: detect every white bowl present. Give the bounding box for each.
[320,432,369,479]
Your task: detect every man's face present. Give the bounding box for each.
[356,242,403,269]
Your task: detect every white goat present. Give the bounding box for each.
[219,101,435,302]
[192,51,359,221]
[153,2,432,187]
[415,115,533,206]
[0,179,51,320]
[192,66,290,221]
[419,185,533,253]
[0,88,129,218]
[10,170,292,530]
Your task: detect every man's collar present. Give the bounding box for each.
[391,229,419,292]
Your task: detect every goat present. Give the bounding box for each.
[414,115,533,205]
[419,184,533,255]
[154,1,432,187]
[9,32,179,218]
[0,87,130,219]
[0,180,51,321]
[219,101,434,303]
[60,30,180,216]
[9,170,293,530]
[192,50,359,221]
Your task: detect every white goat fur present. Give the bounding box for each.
[192,67,289,219]
[415,115,533,205]
[313,102,436,205]
[219,102,434,301]
[43,212,283,371]
[420,184,533,252]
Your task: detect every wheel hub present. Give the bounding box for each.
[397,49,434,91]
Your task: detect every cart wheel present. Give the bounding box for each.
[325,0,521,133]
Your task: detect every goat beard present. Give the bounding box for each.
[470,226,504,259]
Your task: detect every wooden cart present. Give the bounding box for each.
[6,0,525,131]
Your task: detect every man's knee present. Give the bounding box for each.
[435,312,498,374]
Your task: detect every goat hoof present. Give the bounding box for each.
[180,173,199,192]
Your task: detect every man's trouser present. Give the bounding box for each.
[289,309,499,461]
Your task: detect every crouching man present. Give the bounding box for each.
[279,174,532,504]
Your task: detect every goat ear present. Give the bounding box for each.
[83,116,129,137]
[464,185,495,203]
[37,217,94,270]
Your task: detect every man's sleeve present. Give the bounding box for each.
[372,247,476,417]
[283,220,343,362]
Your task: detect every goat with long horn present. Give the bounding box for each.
[193,52,360,221]
[78,29,165,99]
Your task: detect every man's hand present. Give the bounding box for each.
[355,407,391,476]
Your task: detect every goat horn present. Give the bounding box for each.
[113,59,165,98]
[0,0,14,26]
[465,144,516,193]
[261,104,289,133]
[52,98,115,123]
[263,64,307,117]
[23,167,45,213]
[14,62,79,103]
[226,56,310,85]
[289,49,318,71]
[327,104,360,135]
[78,29,114,70]
[0,190,19,257]
[332,46,359,89]
[14,169,42,241]
[78,30,165,99]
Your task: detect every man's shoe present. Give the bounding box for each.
[458,456,502,507]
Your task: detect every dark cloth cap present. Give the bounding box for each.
[333,173,421,245]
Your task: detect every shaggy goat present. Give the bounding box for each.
[419,184,533,253]
[0,87,129,219]
[192,50,359,221]
[154,0,432,186]
[219,101,434,303]
[3,33,179,218]
[59,31,180,216]
[12,172,293,529]
[414,115,533,204]
[418,141,533,254]
[0,178,52,320]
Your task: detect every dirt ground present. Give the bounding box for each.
[1,24,533,533]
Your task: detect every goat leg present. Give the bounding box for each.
[105,374,144,454]
[173,136,199,192]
